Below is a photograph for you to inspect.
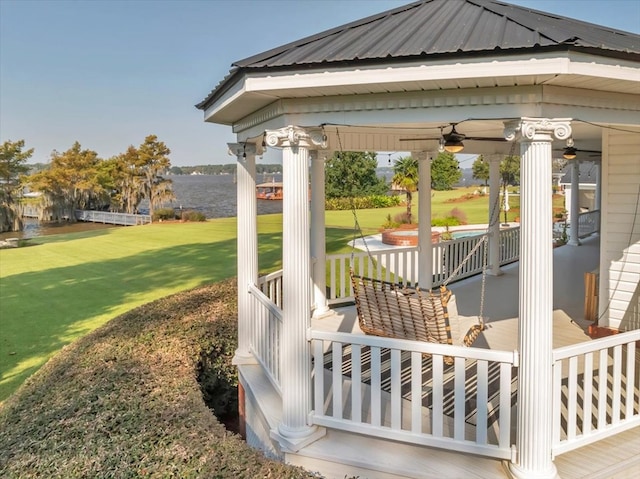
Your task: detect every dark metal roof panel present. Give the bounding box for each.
[197,0,640,110]
[234,0,639,68]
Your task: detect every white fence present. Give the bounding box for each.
[75,210,151,225]
[310,330,518,459]
[552,329,640,456]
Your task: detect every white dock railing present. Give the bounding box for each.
[310,330,518,459]
[552,329,640,456]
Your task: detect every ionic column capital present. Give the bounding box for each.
[503,118,572,143]
[227,142,260,158]
[264,126,327,150]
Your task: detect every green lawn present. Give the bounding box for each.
[0,186,562,402]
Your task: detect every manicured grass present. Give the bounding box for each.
[324,186,523,235]
[0,280,317,478]
[0,186,564,402]
[1,220,243,402]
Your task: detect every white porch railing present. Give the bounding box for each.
[499,226,520,264]
[327,226,521,304]
[310,330,518,459]
[257,269,284,309]
[247,283,283,392]
[552,329,640,456]
[577,209,600,239]
[327,246,419,304]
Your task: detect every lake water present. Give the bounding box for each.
[165,174,283,219]
[1,174,283,240]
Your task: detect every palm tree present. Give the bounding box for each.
[391,156,419,224]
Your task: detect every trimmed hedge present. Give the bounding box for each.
[0,279,318,479]
[325,194,402,210]
[181,210,206,222]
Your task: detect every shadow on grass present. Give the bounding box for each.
[24,224,118,245]
[0,231,284,402]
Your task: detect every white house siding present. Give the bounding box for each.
[599,128,640,330]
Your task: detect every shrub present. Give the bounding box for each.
[440,231,454,241]
[393,212,413,225]
[181,210,207,222]
[449,207,468,225]
[325,195,401,210]
[0,280,317,478]
[431,216,461,228]
[152,207,177,221]
[381,213,399,230]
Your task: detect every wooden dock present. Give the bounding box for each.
[74,210,151,226]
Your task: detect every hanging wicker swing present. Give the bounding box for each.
[350,235,487,351]
[330,126,506,354]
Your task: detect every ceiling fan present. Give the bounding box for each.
[554,147,601,159]
[399,123,506,153]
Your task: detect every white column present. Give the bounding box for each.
[488,155,503,276]
[311,149,331,318]
[415,151,433,289]
[505,118,571,479]
[568,159,581,246]
[264,126,326,451]
[229,142,259,365]
[594,161,601,234]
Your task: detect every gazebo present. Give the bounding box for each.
[198,1,640,478]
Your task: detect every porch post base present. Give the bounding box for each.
[507,462,559,479]
[271,425,326,453]
[232,350,258,365]
[312,305,333,319]
[567,238,581,246]
[487,267,504,277]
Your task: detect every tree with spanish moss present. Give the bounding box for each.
[106,136,175,216]
[136,135,175,218]
[0,139,33,232]
[27,142,108,222]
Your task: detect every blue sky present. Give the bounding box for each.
[1,0,638,167]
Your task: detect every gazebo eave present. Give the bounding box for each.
[202,50,640,128]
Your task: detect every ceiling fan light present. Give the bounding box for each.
[444,139,464,153]
[563,147,577,160]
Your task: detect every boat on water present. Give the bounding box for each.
[256,181,283,200]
